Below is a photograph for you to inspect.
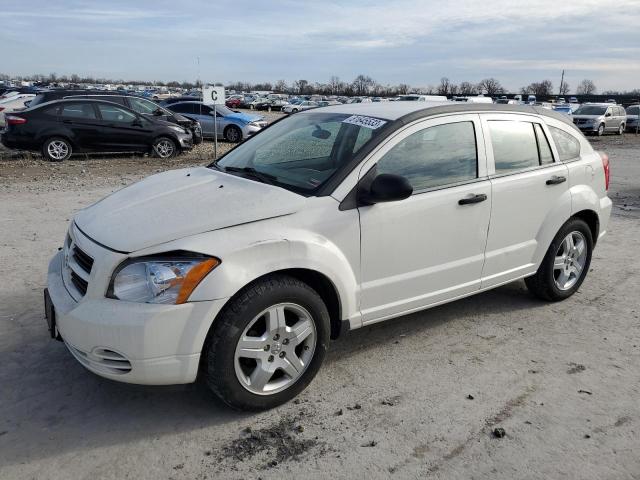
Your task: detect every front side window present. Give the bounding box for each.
[376,121,477,191]
[97,104,137,123]
[61,103,96,119]
[214,112,384,193]
[129,97,160,114]
[549,126,581,161]
[489,121,539,174]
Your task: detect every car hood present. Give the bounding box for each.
[75,167,305,252]
[226,112,263,123]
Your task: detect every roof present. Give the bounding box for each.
[311,101,576,128]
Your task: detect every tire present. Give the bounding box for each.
[525,218,593,301]
[204,274,331,411]
[597,123,605,136]
[292,108,299,113]
[151,137,177,158]
[618,124,625,135]
[224,125,242,143]
[42,137,72,162]
[267,106,272,112]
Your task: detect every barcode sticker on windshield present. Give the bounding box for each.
[342,115,387,129]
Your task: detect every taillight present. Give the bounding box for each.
[600,152,610,191]
[0,107,4,112]
[6,115,27,125]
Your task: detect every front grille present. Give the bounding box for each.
[72,246,93,274]
[70,271,88,295]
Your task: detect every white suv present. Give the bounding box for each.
[45,102,612,410]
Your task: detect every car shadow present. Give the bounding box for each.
[0,281,545,467]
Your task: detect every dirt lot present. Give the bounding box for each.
[1,131,639,479]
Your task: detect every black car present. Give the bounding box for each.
[252,98,288,111]
[28,90,202,144]
[159,95,203,106]
[1,99,193,161]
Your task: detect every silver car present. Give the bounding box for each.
[572,104,626,136]
[166,102,266,142]
[282,101,318,114]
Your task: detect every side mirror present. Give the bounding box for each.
[359,173,413,205]
[132,118,143,127]
[605,112,612,117]
[153,108,164,116]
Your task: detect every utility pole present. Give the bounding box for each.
[559,70,565,100]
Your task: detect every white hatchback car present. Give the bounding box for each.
[46,102,612,410]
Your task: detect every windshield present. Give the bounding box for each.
[574,106,607,115]
[626,106,639,115]
[399,96,419,101]
[213,105,233,115]
[212,112,385,194]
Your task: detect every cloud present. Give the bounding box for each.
[2,0,639,91]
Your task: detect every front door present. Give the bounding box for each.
[358,114,492,324]
[95,103,152,151]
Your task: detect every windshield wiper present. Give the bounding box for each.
[222,166,279,185]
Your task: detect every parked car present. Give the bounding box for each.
[1,99,193,161]
[29,90,202,144]
[552,104,573,115]
[160,96,204,106]
[625,105,639,132]
[165,102,266,142]
[253,98,289,111]
[398,94,448,102]
[572,104,626,136]
[0,94,35,127]
[569,97,579,103]
[225,96,243,109]
[43,102,611,410]
[282,101,318,113]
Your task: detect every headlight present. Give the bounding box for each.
[108,256,220,304]
[248,121,262,127]
[169,125,187,134]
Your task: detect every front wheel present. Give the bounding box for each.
[525,218,593,301]
[224,125,242,143]
[204,275,330,411]
[152,137,177,158]
[597,123,605,136]
[42,137,72,162]
[618,124,625,135]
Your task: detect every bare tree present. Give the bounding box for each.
[328,76,342,95]
[576,79,597,95]
[559,80,570,96]
[397,83,410,95]
[477,78,504,96]
[352,74,374,96]
[437,77,451,95]
[274,79,288,93]
[522,80,553,97]
[294,79,309,94]
[458,81,478,95]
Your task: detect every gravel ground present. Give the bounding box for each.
[0,132,639,479]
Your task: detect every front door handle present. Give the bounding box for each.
[458,193,487,205]
[546,175,567,185]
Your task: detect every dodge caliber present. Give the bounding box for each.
[45,102,612,410]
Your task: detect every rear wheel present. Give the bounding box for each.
[42,137,72,162]
[152,137,177,158]
[224,125,242,143]
[204,274,330,411]
[525,218,593,301]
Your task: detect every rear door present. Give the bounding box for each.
[480,113,570,288]
[94,103,152,151]
[58,102,102,149]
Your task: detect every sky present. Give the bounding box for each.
[2,0,640,92]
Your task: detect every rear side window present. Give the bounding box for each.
[61,103,97,119]
[534,124,554,165]
[488,121,539,174]
[376,121,477,191]
[549,126,581,161]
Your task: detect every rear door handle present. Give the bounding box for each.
[546,175,567,185]
[458,193,487,205]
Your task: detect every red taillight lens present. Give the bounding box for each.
[6,115,27,125]
[600,152,610,190]
[0,107,5,112]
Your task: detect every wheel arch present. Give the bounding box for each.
[572,209,600,246]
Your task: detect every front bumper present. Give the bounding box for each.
[176,132,193,150]
[46,228,228,385]
[244,124,265,138]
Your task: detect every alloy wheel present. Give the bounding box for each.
[154,139,174,158]
[553,231,587,291]
[234,303,317,395]
[47,140,69,160]
[226,128,240,142]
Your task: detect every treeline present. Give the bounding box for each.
[3,72,639,97]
